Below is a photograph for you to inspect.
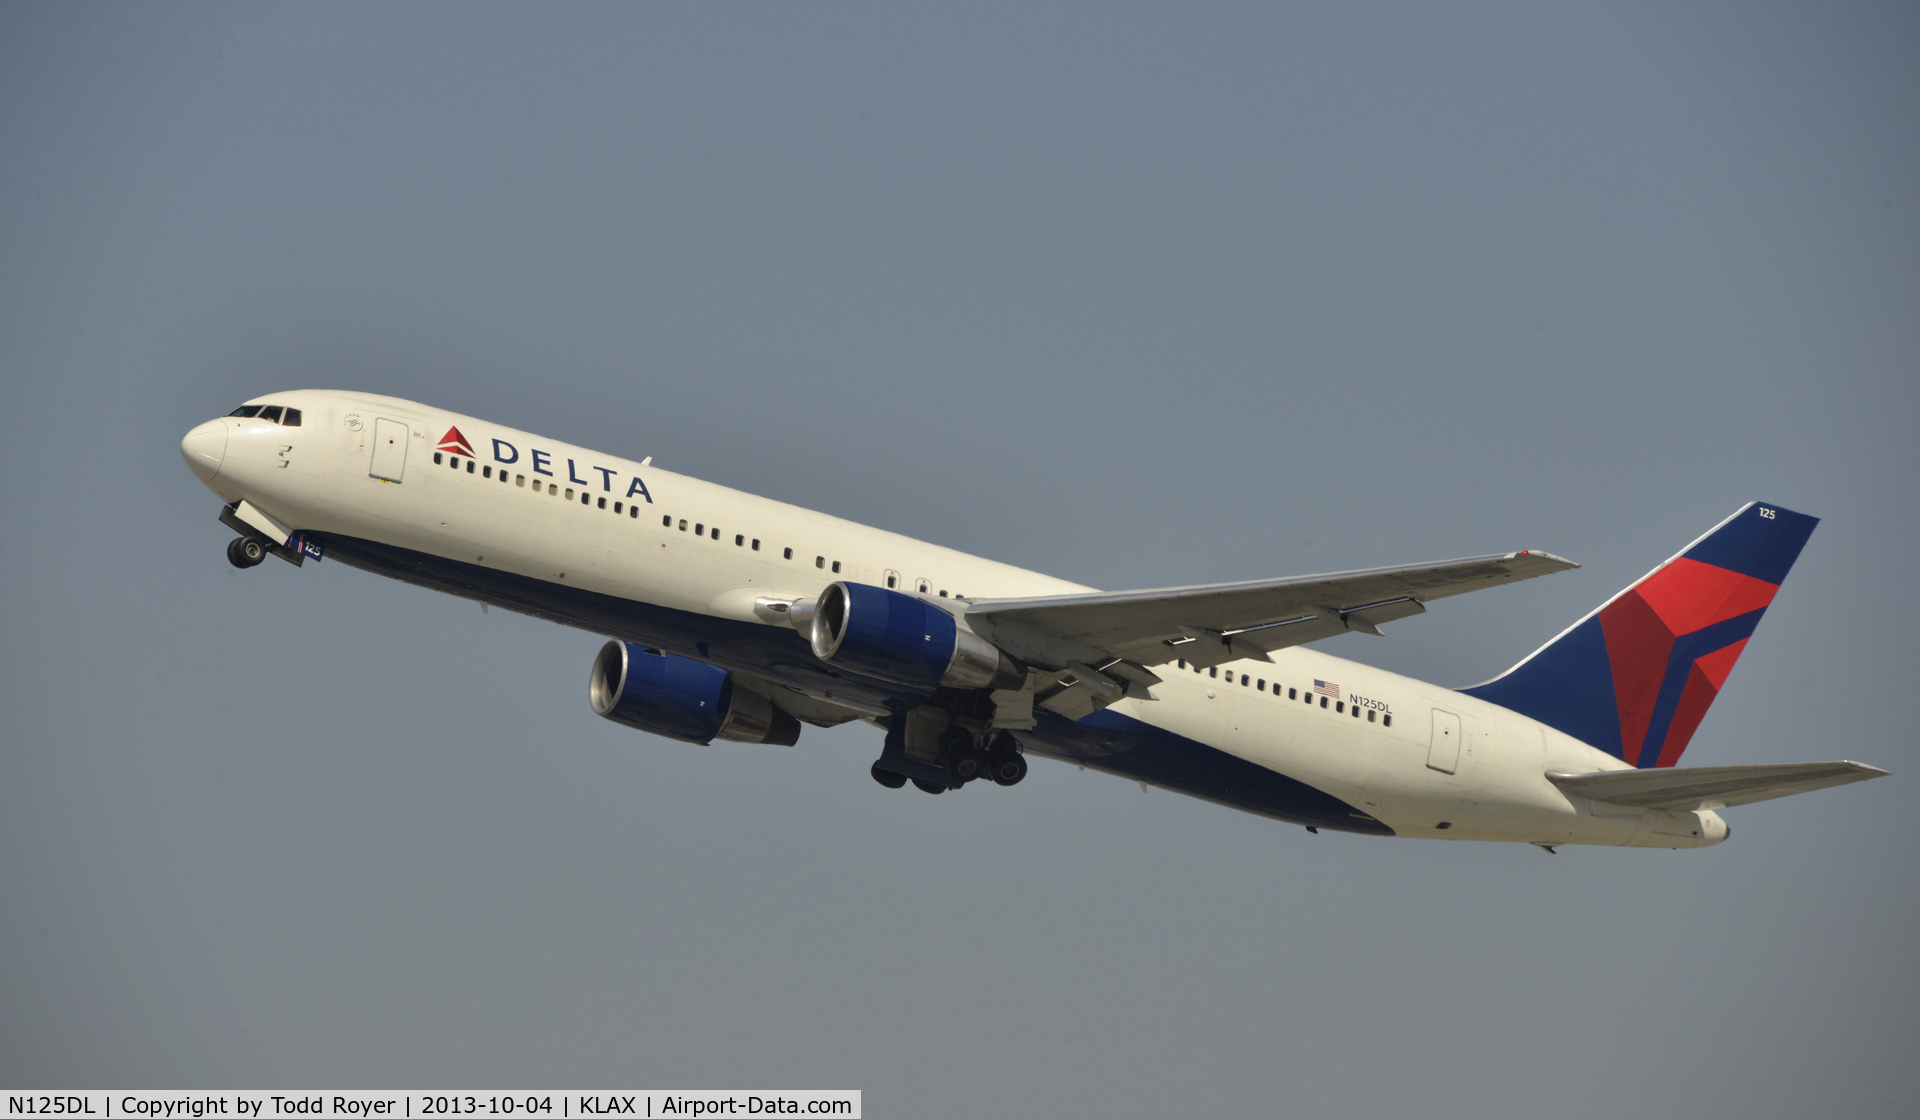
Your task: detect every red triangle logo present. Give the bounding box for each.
[437,426,475,457]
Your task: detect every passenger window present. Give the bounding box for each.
[711,527,719,540]
[549,483,558,494]
[630,506,639,518]
[516,475,525,487]
[1289,687,1297,699]
[229,405,262,417]
[597,497,606,509]
[751,539,760,551]
[614,501,622,513]
[566,488,575,500]
[1320,696,1328,708]
[1209,667,1218,678]
[1258,680,1266,691]
[483,466,492,478]
[663,515,672,526]
[451,457,460,469]
[784,548,793,559]
[1367,710,1376,722]
[468,460,476,474]
[1383,715,1393,727]
[734,534,744,546]
[1177,659,1186,669]
[434,452,443,464]
[939,590,948,597]
[281,408,301,427]
[695,523,704,535]
[832,561,842,573]
[680,520,689,531]
[816,556,825,568]
[1242,676,1251,687]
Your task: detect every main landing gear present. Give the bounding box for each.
[226,536,268,569]
[869,725,1028,794]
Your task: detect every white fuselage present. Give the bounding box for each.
[184,390,1728,848]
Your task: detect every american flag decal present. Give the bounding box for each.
[1312,679,1341,699]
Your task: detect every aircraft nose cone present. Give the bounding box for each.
[181,419,227,482]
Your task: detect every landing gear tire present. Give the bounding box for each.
[939,726,983,783]
[870,762,907,789]
[949,751,983,783]
[988,749,1028,786]
[227,536,267,569]
[910,778,947,795]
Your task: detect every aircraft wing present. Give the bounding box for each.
[1546,761,1889,810]
[740,672,870,729]
[964,550,1578,718]
[968,551,1577,670]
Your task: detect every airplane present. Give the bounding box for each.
[181,391,1887,850]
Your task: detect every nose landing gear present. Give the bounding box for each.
[226,536,268,569]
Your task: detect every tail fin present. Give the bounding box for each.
[1461,502,1818,768]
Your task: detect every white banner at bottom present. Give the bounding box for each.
[2,1095,859,1120]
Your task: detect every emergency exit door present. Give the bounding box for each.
[1428,709,1462,774]
[370,417,409,481]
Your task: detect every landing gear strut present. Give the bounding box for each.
[226,536,268,569]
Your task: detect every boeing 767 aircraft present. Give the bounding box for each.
[181,392,1885,849]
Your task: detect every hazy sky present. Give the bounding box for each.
[3,4,1916,1115]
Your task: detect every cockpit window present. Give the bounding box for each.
[227,403,301,425]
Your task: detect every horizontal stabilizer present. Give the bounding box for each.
[1547,761,1888,810]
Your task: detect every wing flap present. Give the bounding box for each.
[1546,761,1889,810]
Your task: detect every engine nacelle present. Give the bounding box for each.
[808,581,1023,691]
[588,641,800,746]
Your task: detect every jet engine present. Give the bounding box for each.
[807,581,1023,691]
[588,641,800,746]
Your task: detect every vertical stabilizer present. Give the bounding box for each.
[1462,502,1817,767]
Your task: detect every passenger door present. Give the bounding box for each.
[370,417,409,482]
[1428,708,1462,774]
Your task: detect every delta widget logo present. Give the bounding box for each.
[438,426,475,458]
